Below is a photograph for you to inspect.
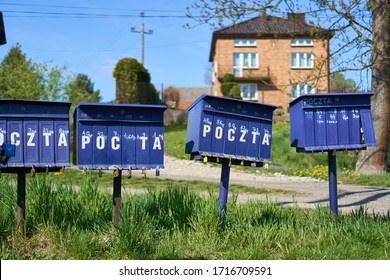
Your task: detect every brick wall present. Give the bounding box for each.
[212,38,330,111]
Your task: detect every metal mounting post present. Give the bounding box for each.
[328,150,338,219]
[218,162,231,224]
[17,168,26,235]
[112,168,122,228]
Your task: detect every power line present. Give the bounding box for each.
[131,12,153,65]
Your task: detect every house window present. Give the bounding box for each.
[291,52,313,69]
[234,39,256,47]
[233,52,258,77]
[239,84,258,101]
[291,84,315,99]
[291,39,313,46]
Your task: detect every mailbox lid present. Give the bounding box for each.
[187,94,277,121]
[0,99,71,118]
[289,92,374,109]
[74,102,166,122]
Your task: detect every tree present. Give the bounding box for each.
[0,44,68,101]
[0,44,43,99]
[220,73,242,99]
[163,86,180,109]
[112,57,160,104]
[330,72,358,93]
[187,0,390,174]
[65,73,101,113]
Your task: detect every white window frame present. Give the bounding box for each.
[234,39,256,47]
[291,52,314,69]
[291,83,315,99]
[233,52,258,77]
[239,84,258,101]
[291,39,313,46]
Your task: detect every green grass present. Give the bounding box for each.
[1,178,389,260]
[165,122,390,187]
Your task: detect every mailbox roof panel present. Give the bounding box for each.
[289,92,373,108]
[0,99,71,118]
[187,94,277,120]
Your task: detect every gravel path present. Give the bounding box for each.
[155,154,390,215]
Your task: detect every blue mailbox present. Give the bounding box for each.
[290,92,376,152]
[185,94,277,166]
[0,99,71,169]
[73,102,166,170]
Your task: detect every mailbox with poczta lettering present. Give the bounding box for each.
[0,99,71,235]
[73,102,166,227]
[289,92,377,218]
[0,99,71,171]
[185,94,277,223]
[73,102,166,173]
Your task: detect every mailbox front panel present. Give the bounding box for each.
[0,100,71,168]
[186,95,277,164]
[73,103,166,170]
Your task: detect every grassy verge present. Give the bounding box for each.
[1,177,389,260]
[165,123,390,187]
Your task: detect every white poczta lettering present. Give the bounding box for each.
[153,137,162,150]
[81,135,91,149]
[58,133,68,146]
[111,136,120,150]
[227,128,235,141]
[215,126,223,139]
[10,132,20,146]
[43,132,52,146]
[139,135,148,150]
[203,124,211,137]
[0,133,4,145]
[96,135,105,150]
[262,133,270,145]
[240,129,247,142]
[27,132,36,146]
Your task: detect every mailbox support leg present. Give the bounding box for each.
[328,151,338,219]
[218,163,230,224]
[112,169,122,228]
[17,169,26,235]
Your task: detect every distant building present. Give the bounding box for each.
[209,13,333,111]
[176,87,211,110]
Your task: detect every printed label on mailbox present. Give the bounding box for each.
[259,122,272,161]
[93,123,108,169]
[315,109,327,147]
[224,120,237,156]
[350,108,361,144]
[150,124,164,167]
[78,122,94,168]
[234,117,250,157]
[7,119,23,166]
[55,120,70,165]
[39,120,55,166]
[211,115,225,155]
[24,120,39,166]
[107,123,122,167]
[338,108,350,145]
[136,125,150,168]
[304,110,315,147]
[326,109,338,146]
[199,113,213,153]
[247,120,262,160]
[121,123,136,168]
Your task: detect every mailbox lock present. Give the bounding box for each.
[82,166,88,176]
[156,167,160,176]
[98,167,103,178]
[114,167,120,178]
[142,167,146,178]
[45,166,49,174]
[30,165,36,177]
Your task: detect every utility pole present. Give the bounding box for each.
[131,12,153,65]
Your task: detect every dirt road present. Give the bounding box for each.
[156,155,390,215]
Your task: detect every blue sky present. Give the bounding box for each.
[1,1,371,103]
[0,0,214,102]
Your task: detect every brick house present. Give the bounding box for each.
[209,13,333,111]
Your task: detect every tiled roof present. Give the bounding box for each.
[213,13,332,37]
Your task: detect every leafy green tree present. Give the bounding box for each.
[330,73,358,93]
[65,73,101,113]
[0,44,68,101]
[221,73,241,99]
[0,44,43,99]
[113,58,160,104]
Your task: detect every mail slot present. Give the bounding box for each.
[73,102,166,170]
[185,94,277,166]
[289,92,377,152]
[0,99,71,168]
